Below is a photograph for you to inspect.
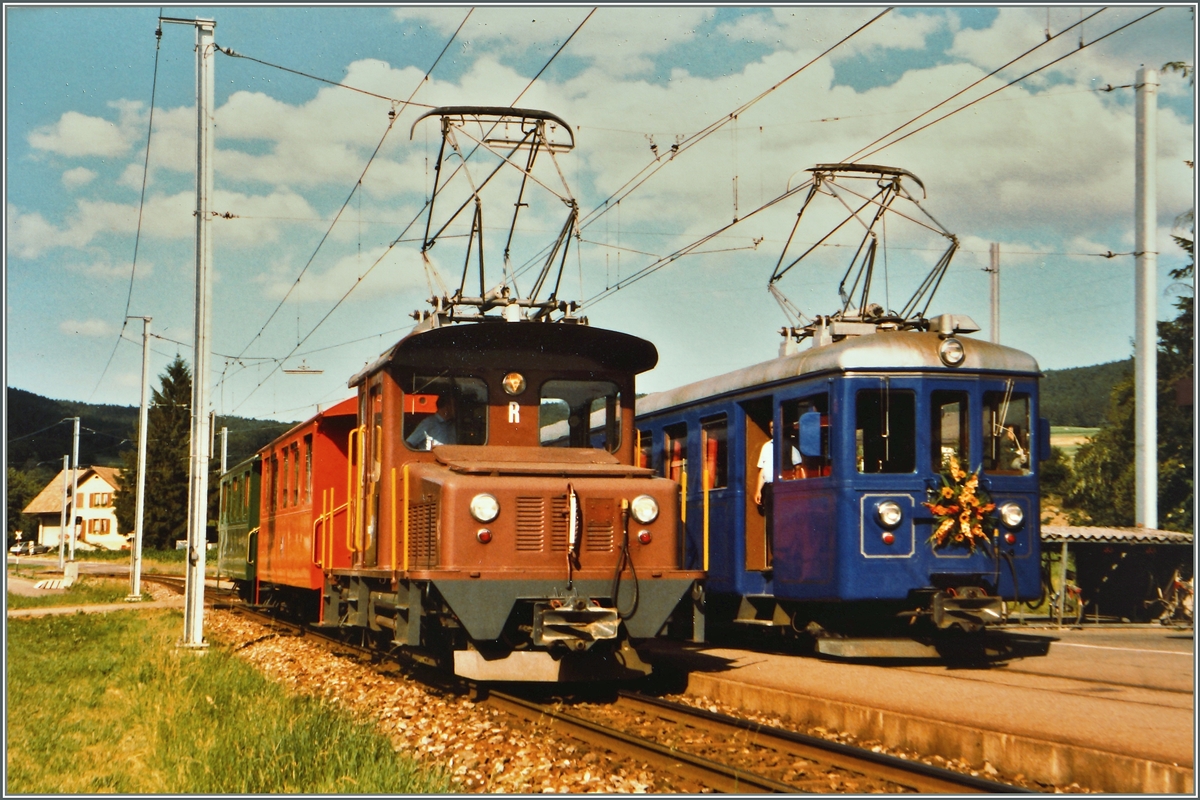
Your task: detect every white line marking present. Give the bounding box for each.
[1055,641,1194,657]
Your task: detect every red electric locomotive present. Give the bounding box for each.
[219,106,702,681]
[222,313,702,682]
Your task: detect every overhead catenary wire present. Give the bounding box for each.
[223,8,475,371]
[230,10,593,413]
[85,16,164,402]
[840,7,1108,164]
[584,7,1166,311]
[505,7,894,291]
[850,7,1164,164]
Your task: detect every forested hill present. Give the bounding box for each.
[1040,359,1133,428]
[6,387,296,471]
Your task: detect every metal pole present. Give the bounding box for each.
[220,427,228,474]
[57,455,69,570]
[69,417,80,561]
[1134,66,1159,529]
[988,243,1000,344]
[1056,540,1069,627]
[175,15,217,648]
[127,316,151,601]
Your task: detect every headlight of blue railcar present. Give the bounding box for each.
[875,500,904,529]
[999,502,1024,529]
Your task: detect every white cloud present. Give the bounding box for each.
[393,6,715,77]
[62,167,97,189]
[29,110,131,158]
[6,205,60,258]
[59,318,116,338]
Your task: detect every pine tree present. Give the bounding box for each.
[115,356,195,550]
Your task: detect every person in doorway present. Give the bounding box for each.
[406,393,457,449]
[754,420,800,505]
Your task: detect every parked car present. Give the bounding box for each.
[9,541,52,556]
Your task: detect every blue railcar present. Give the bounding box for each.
[636,314,1047,652]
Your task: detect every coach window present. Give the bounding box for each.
[304,434,313,502]
[700,416,728,489]
[983,390,1031,475]
[281,448,289,508]
[663,423,688,482]
[931,391,969,472]
[403,376,488,450]
[855,387,916,473]
[781,394,830,479]
[290,443,301,506]
[269,455,278,513]
[539,380,621,452]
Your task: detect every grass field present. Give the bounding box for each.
[5,610,450,794]
[6,575,145,610]
[1050,426,1100,460]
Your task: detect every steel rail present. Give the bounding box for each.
[619,691,1032,794]
[484,690,797,793]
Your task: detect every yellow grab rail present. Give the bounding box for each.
[389,466,397,572]
[402,463,411,573]
[702,463,710,572]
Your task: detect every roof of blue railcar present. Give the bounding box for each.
[637,328,1040,416]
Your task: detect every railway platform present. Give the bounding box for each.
[639,626,1193,794]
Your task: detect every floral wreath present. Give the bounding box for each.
[925,456,996,553]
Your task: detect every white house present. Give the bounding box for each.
[22,466,127,551]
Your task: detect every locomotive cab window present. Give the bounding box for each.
[931,391,969,472]
[403,376,488,450]
[539,380,622,451]
[781,394,830,479]
[855,388,915,473]
[983,390,1031,475]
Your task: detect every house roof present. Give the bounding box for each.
[22,467,122,515]
[1042,525,1194,546]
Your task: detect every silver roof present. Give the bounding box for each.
[637,329,1040,415]
[1042,525,1194,545]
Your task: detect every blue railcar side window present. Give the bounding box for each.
[931,391,969,472]
[637,430,652,470]
[782,394,830,479]
[700,415,728,489]
[855,389,916,474]
[983,391,1031,475]
[664,423,687,483]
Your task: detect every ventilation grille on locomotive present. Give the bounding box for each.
[407,500,438,567]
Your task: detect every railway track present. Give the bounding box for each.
[486,690,1029,794]
[217,598,1026,793]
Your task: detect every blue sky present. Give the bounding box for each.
[5,5,1196,422]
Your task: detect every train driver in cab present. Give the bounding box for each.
[406,392,457,450]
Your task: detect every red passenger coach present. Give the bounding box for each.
[255,396,357,618]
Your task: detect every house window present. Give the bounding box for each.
[88,519,110,534]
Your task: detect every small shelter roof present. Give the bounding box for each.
[22,467,122,515]
[1042,525,1194,546]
